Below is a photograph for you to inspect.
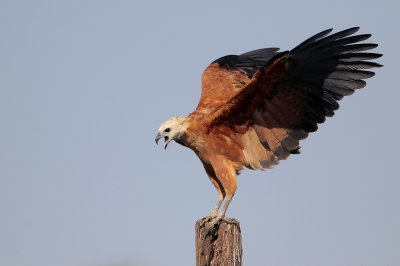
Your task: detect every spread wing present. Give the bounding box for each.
[193,48,280,115]
[204,27,382,169]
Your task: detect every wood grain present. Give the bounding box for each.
[195,217,242,266]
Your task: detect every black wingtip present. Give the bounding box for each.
[347,26,360,32]
[291,28,333,53]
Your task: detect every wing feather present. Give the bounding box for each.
[193,48,280,115]
[198,27,381,170]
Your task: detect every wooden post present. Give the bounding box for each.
[195,217,242,266]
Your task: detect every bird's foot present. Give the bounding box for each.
[205,213,224,231]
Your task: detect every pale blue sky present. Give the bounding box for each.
[1,0,399,265]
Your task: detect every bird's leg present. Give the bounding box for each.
[206,172,226,218]
[206,194,234,230]
[209,194,224,218]
[217,194,232,219]
[204,156,237,230]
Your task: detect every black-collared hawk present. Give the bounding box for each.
[155,27,382,226]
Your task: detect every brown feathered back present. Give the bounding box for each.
[192,27,382,169]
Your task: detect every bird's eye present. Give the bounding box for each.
[164,128,171,132]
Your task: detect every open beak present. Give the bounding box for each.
[155,133,171,149]
[163,136,171,149]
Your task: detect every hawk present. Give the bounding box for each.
[155,27,382,226]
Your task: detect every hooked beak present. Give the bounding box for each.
[155,133,161,144]
[155,133,171,149]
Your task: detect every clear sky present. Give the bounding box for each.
[1,0,398,265]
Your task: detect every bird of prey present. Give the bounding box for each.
[155,27,382,226]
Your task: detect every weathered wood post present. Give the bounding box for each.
[195,217,242,266]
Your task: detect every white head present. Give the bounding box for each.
[155,116,189,149]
